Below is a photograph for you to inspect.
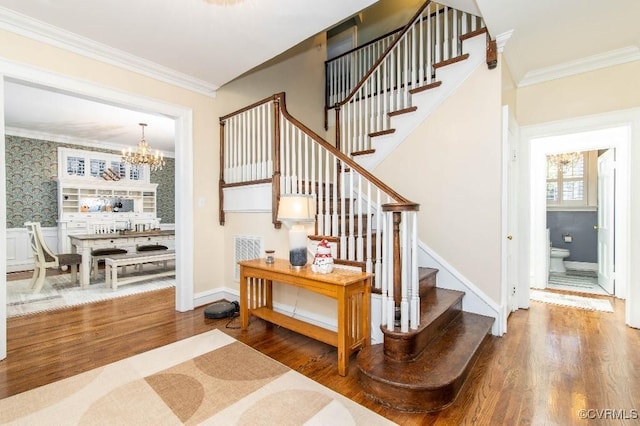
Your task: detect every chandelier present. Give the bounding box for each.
[122,123,165,171]
[548,151,582,167]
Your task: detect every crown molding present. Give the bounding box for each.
[495,30,513,54]
[5,126,176,159]
[518,45,640,88]
[0,6,218,97]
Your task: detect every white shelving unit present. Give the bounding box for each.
[57,147,160,254]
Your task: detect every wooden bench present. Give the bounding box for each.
[105,250,176,290]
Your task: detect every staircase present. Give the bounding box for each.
[358,268,494,412]
[219,0,498,413]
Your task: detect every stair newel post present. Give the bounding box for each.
[391,211,402,311]
[272,95,282,228]
[383,208,395,330]
[219,119,226,226]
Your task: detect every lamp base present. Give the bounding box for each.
[289,247,307,268]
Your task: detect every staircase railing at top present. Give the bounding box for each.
[329,1,485,157]
[220,92,421,332]
[325,27,401,112]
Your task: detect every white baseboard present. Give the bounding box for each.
[193,286,384,345]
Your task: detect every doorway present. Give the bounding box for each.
[0,60,195,360]
[544,149,610,296]
[529,126,628,300]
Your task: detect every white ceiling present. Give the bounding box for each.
[1,0,638,154]
[477,0,640,85]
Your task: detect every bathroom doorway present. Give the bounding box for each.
[545,149,609,296]
[529,125,629,300]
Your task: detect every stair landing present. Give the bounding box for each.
[357,311,494,412]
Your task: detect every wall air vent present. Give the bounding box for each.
[234,235,263,281]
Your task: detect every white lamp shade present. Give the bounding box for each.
[277,194,315,222]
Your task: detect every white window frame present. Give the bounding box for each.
[546,151,598,210]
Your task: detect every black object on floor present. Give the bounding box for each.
[204,301,239,319]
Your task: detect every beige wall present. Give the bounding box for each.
[501,55,517,113]
[356,0,422,45]
[515,60,640,325]
[0,29,220,295]
[374,63,504,303]
[216,34,327,137]
[515,61,640,126]
[222,213,335,318]
[215,33,328,289]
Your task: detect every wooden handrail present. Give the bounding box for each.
[219,94,278,123]
[276,92,412,205]
[325,27,402,65]
[221,178,273,189]
[333,0,433,109]
[324,0,449,67]
[382,202,420,212]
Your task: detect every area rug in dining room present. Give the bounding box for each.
[0,329,394,425]
[6,269,175,318]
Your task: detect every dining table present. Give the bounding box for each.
[69,230,175,288]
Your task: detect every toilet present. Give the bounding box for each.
[549,247,570,273]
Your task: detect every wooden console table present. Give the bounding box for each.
[238,258,372,376]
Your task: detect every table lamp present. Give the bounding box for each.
[277,194,315,268]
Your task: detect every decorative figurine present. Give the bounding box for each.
[311,239,334,274]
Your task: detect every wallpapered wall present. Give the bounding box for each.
[4,135,175,228]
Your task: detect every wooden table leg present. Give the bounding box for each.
[77,245,91,289]
[363,277,371,348]
[337,286,348,376]
[240,268,249,330]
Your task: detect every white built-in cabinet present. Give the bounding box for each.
[57,147,160,254]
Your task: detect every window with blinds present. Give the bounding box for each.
[546,152,587,207]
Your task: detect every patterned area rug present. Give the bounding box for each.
[0,329,395,425]
[6,266,175,318]
[530,290,613,312]
[547,270,608,295]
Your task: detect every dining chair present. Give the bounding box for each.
[25,221,82,293]
[89,220,127,278]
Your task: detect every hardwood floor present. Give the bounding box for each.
[2,279,639,425]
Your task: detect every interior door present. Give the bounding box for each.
[597,149,615,294]
[505,106,519,312]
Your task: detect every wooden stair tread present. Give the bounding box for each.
[383,287,463,340]
[351,149,376,157]
[419,287,464,327]
[357,312,494,412]
[368,129,395,138]
[388,106,417,117]
[433,53,470,69]
[409,81,442,95]
[418,266,438,290]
